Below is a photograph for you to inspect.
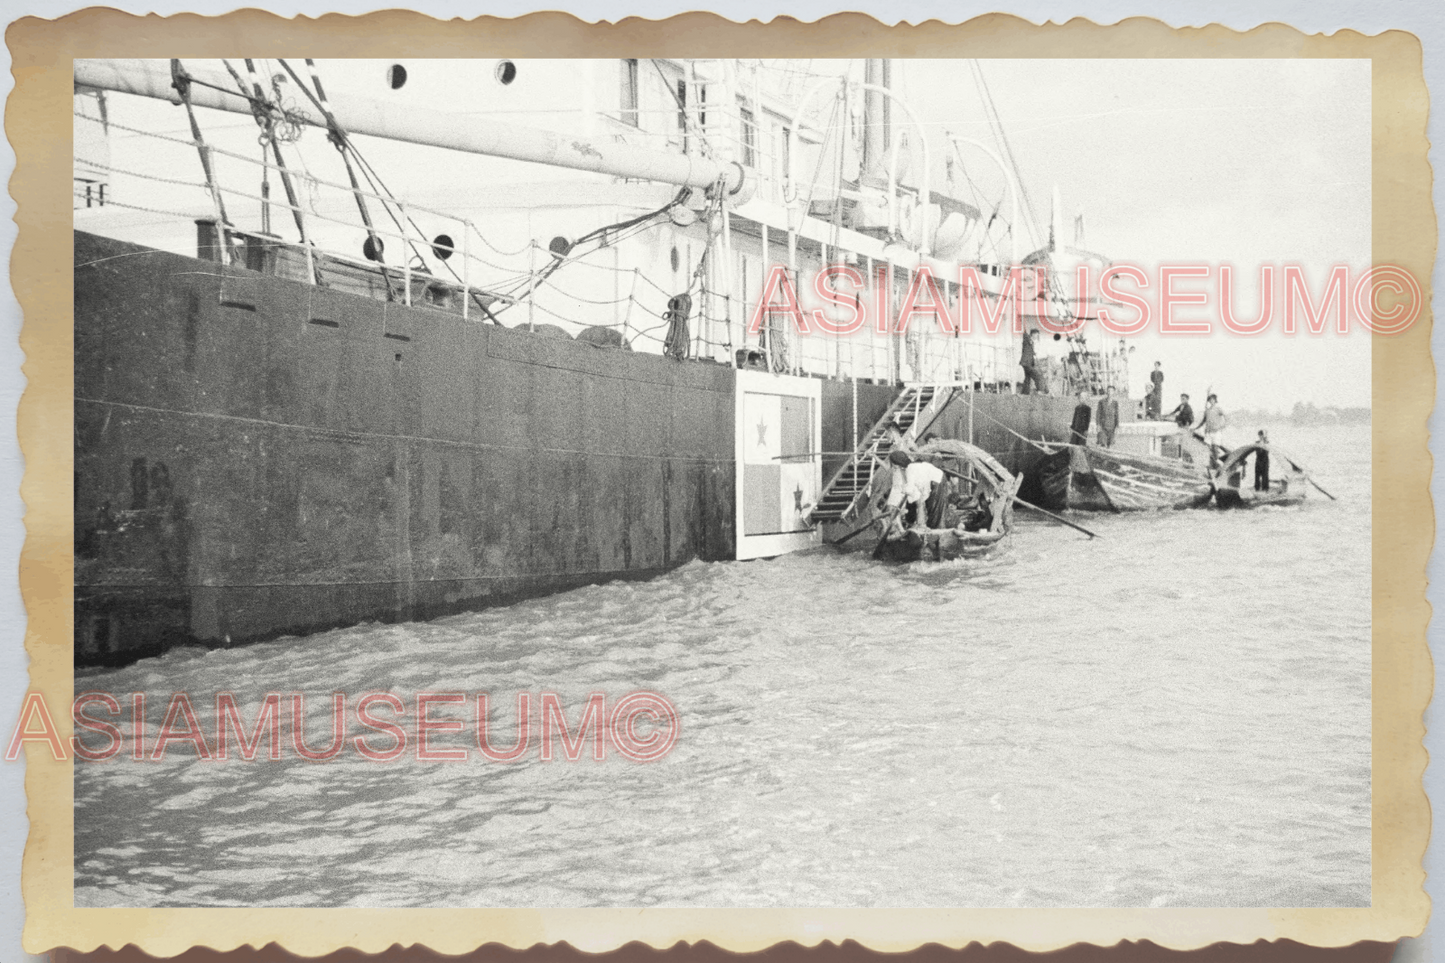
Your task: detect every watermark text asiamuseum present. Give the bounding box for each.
[6,690,679,764]
[746,262,1422,337]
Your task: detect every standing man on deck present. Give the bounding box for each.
[1096,385,1120,447]
[1070,389,1093,446]
[1020,329,1045,395]
[1148,362,1165,419]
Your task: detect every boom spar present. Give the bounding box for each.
[75,58,754,200]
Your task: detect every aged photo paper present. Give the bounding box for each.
[6,8,1434,957]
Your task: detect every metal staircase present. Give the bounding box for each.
[809,383,962,524]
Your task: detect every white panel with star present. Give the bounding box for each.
[733,369,824,561]
[743,392,782,465]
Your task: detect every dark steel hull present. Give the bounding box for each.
[74,231,738,665]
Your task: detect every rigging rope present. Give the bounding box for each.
[274,58,397,300]
[492,189,688,319]
[970,60,1042,251]
[223,58,320,285]
[651,59,697,146]
[278,58,511,320]
[116,59,713,337]
[170,60,240,265]
[964,391,1056,452]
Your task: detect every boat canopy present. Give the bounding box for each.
[912,439,1014,489]
[1217,444,1306,476]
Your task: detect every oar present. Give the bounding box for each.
[936,465,1098,539]
[830,507,897,546]
[1012,494,1100,539]
[1273,448,1337,501]
[1187,430,1230,463]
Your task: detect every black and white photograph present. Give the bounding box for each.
[67,48,1382,913]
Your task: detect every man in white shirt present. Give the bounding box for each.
[887,458,945,529]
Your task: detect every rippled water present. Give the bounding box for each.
[74,424,1371,908]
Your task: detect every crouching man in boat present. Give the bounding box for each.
[882,452,946,532]
[874,452,947,562]
[951,487,995,533]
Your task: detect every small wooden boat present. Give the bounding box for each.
[842,440,1023,563]
[1029,421,1217,512]
[1211,444,1309,509]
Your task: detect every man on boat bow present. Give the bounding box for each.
[1196,394,1228,455]
[1096,386,1120,448]
[1070,390,1093,446]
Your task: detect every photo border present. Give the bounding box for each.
[7,9,1433,955]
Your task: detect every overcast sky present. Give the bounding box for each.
[901,58,1372,412]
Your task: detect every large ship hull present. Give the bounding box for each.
[75,231,1089,665]
[75,231,747,664]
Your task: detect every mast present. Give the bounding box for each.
[75,59,755,200]
[859,59,905,383]
[861,59,890,188]
[1050,183,1062,253]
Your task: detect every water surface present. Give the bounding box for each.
[75,424,1371,908]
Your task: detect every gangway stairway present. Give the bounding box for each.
[809,383,962,525]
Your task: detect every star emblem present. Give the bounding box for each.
[793,485,804,511]
[757,419,768,448]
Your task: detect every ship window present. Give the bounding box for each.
[676,79,688,151]
[495,61,517,86]
[387,64,408,90]
[739,106,757,167]
[619,59,640,127]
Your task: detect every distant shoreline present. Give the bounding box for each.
[1227,405,1371,427]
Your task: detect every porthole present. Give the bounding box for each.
[386,64,408,90]
[495,60,517,85]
